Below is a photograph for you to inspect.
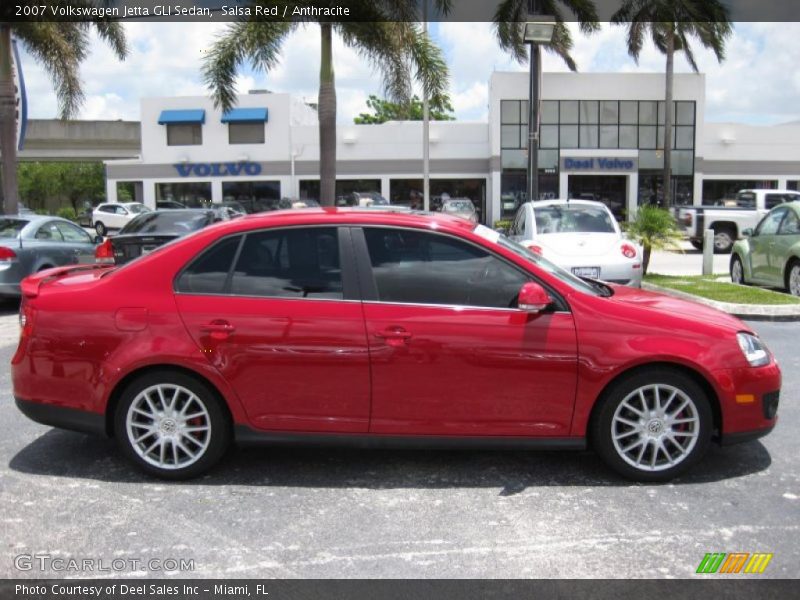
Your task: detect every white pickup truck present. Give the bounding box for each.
[677,189,800,253]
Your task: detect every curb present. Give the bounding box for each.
[641,282,800,321]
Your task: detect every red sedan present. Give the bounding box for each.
[12,209,780,481]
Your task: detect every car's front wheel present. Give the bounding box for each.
[114,370,230,479]
[95,221,107,236]
[592,368,712,482]
[730,255,748,286]
[786,260,800,297]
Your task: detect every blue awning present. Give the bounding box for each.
[158,109,205,125]
[221,108,269,123]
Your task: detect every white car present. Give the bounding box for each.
[508,199,643,287]
[92,202,150,236]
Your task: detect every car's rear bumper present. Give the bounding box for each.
[15,397,106,437]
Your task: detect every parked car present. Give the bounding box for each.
[277,198,321,210]
[92,202,151,236]
[678,189,800,253]
[0,215,100,298]
[336,191,389,207]
[13,209,779,481]
[440,198,478,224]
[730,201,800,296]
[156,200,187,210]
[508,200,643,287]
[215,200,247,216]
[95,209,229,265]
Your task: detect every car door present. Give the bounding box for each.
[174,226,371,433]
[31,221,72,267]
[771,207,800,285]
[353,226,578,437]
[54,221,97,264]
[750,208,786,283]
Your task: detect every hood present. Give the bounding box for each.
[537,232,621,258]
[606,284,746,331]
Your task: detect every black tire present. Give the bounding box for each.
[786,259,800,297]
[690,240,703,251]
[95,221,107,236]
[730,255,748,286]
[591,368,712,482]
[113,370,230,480]
[712,227,735,254]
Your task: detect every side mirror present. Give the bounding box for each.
[93,235,104,244]
[742,228,754,237]
[518,282,552,313]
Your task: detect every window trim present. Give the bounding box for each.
[173,225,357,301]
[350,225,568,312]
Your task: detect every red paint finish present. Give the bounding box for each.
[11,209,780,447]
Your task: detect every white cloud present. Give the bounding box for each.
[14,21,800,126]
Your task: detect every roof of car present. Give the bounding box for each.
[234,207,477,232]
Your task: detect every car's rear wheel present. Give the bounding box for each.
[730,255,747,286]
[713,227,735,254]
[95,221,107,236]
[786,260,800,297]
[592,368,712,482]
[114,370,230,479]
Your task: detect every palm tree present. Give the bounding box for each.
[493,0,600,71]
[611,0,732,209]
[203,2,450,206]
[0,4,127,215]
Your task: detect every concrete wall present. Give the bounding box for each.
[16,119,140,161]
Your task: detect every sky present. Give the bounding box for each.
[16,21,800,127]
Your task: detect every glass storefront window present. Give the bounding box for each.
[701,180,778,205]
[579,125,599,148]
[639,101,657,125]
[501,149,526,169]
[639,150,664,169]
[580,101,599,124]
[156,182,211,207]
[675,126,694,149]
[541,101,559,124]
[600,101,618,124]
[222,180,280,213]
[600,125,618,148]
[559,125,578,149]
[620,101,638,124]
[619,125,637,148]
[560,100,578,124]
[540,125,559,149]
[639,126,656,149]
[390,178,487,221]
[676,101,695,125]
[501,125,521,148]
[671,150,694,176]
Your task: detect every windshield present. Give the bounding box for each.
[120,211,212,235]
[444,200,474,212]
[0,218,28,238]
[472,224,603,297]
[126,203,150,214]
[534,205,616,234]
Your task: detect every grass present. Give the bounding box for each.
[644,274,800,305]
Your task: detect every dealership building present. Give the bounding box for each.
[105,71,800,224]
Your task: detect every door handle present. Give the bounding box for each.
[374,327,412,347]
[200,320,236,339]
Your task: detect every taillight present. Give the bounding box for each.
[0,246,17,261]
[621,243,637,259]
[19,301,35,337]
[95,239,115,264]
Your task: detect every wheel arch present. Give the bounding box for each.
[586,361,722,445]
[104,363,233,437]
[784,254,800,290]
[711,220,738,235]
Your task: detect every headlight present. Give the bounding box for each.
[737,332,770,367]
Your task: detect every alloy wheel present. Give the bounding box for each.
[731,257,744,285]
[125,383,212,470]
[789,264,800,297]
[610,383,700,472]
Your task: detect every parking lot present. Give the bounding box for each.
[0,295,798,579]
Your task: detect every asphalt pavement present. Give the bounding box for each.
[0,311,798,579]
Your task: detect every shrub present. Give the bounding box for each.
[623,205,684,274]
[56,206,78,222]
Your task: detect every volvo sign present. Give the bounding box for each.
[561,157,638,173]
[174,162,262,177]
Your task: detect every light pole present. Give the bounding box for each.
[522,15,555,204]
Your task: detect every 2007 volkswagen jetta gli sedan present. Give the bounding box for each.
[12,209,780,481]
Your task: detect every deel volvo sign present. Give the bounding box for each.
[561,156,638,173]
[174,162,263,177]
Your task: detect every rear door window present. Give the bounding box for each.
[175,235,242,295]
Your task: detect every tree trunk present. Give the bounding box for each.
[318,23,336,206]
[642,244,651,276]
[0,26,19,215]
[662,29,674,211]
